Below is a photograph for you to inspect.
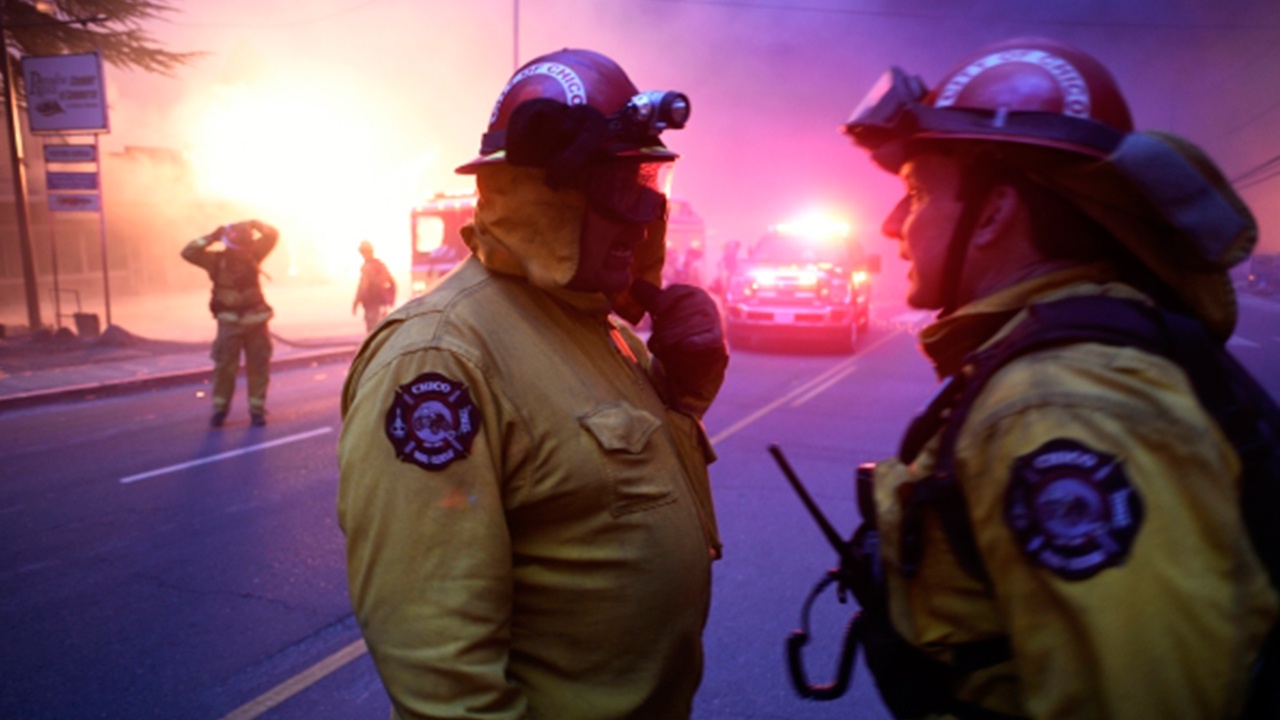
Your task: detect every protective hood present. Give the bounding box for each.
[462,164,665,323]
[1017,131,1257,340]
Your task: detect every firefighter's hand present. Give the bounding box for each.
[630,280,728,415]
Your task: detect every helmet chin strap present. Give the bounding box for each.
[939,157,1000,317]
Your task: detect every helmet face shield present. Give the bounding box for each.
[569,161,669,295]
[843,67,928,153]
[583,161,667,227]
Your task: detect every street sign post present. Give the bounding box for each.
[24,52,113,329]
[44,145,97,163]
[21,53,109,134]
[46,171,99,191]
[48,193,101,213]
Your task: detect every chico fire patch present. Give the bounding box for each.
[385,372,481,471]
[1005,438,1143,580]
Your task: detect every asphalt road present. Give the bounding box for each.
[1228,293,1280,398]
[0,361,374,719]
[3,294,1279,719]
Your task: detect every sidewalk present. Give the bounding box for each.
[0,280,369,412]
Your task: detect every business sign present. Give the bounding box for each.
[44,145,96,163]
[46,171,98,191]
[22,52,109,134]
[48,193,101,212]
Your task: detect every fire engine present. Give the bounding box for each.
[410,192,477,297]
[723,214,879,352]
[409,191,708,297]
[662,198,708,288]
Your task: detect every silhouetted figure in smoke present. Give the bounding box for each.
[352,240,396,333]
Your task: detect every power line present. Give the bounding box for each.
[1236,168,1280,192]
[1234,155,1280,183]
[1232,153,1280,191]
[1237,170,1280,191]
[1220,94,1280,139]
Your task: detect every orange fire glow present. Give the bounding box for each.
[177,72,446,279]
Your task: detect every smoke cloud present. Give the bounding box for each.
[102,0,1280,288]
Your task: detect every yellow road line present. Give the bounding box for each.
[218,639,367,720]
[708,357,854,445]
[709,328,901,446]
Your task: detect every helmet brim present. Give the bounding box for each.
[455,146,679,175]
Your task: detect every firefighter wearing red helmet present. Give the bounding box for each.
[834,38,1278,718]
[338,48,726,720]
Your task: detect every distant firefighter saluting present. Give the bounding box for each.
[181,220,279,428]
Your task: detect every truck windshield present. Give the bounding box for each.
[752,233,849,265]
[415,216,446,254]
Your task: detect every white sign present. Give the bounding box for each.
[48,193,101,212]
[22,53,109,134]
[46,171,98,191]
[44,144,97,163]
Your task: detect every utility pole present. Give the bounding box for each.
[512,0,519,72]
[0,0,42,330]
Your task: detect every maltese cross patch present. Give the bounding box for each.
[385,372,481,471]
[1005,438,1143,580]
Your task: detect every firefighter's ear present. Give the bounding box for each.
[972,184,1020,249]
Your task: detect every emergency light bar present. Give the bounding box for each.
[773,214,851,240]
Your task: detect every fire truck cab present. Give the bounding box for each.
[410,192,476,297]
[661,198,709,288]
[723,215,879,352]
[411,191,709,298]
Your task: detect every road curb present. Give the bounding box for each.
[0,346,357,413]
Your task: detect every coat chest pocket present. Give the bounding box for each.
[579,404,676,516]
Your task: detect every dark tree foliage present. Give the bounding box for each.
[3,0,198,76]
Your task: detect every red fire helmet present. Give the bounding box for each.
[844,37,1134,169]
[457,48,683,173]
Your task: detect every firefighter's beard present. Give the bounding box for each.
[566,208,646,295]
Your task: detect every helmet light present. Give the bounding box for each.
[618,91,691,137]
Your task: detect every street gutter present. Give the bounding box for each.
[0,346,356,413]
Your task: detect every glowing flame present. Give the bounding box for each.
[178,73,445,279]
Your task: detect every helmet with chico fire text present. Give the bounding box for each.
[843,37,1134,171]
[456,48,689,174]
[843,36,1260,341]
